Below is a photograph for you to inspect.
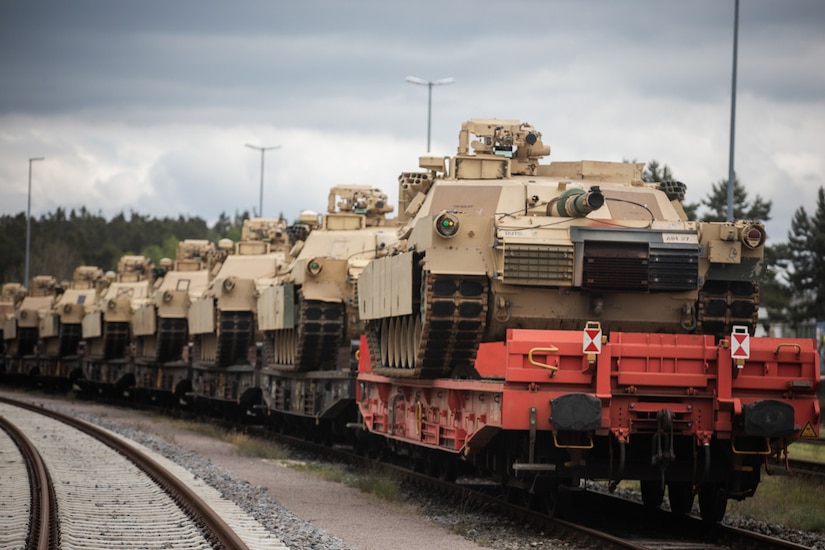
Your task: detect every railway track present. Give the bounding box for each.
[0,395,285,550]
[0,410,58,549]
[261,426,817,550]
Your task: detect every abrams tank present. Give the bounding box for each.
[3,276,58,378]
[188,218,289,409]
[39,266,104,385]
[256,186,396,422]
[358,118,766,378]
[0,283,26,360]
[133,239,217,402]
[80,255,154,393]
[259,186,396,371]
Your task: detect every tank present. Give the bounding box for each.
[256,186,396,421]
[80,255,154,392]
[259,186,396,371]
[3,276,58,365]
[38,266,104,384]
[133,240,218,401]
[0,283,26,355]
[358,118,766,378]
[188,218,290,408]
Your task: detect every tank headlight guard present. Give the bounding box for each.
[741,224,766,249]
[307,258,323,276]
[434,212,460,238]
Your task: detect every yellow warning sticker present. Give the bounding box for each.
[800,421,818,438]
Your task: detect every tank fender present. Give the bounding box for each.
[422,247,488,276]
[550,393,602,431]
[743,400,796,438]
[301,281,344,302]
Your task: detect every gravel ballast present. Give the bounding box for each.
[4,389,823,550]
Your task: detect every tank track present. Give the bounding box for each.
[103,321,130,359]
[155,317,187,363]
[264,293,344,371]
[697,280,760,337]
[216,311,253,367]
[58,323,82,357]
[368,272,488,378]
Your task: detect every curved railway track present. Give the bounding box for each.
[0,411,58,549]
[0,395,284,550]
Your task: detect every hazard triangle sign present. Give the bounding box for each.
[583,326,602,354]
[731,325,750,359]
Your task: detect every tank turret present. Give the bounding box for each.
[358,118,766,378]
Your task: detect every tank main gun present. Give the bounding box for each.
[548,186,605,217]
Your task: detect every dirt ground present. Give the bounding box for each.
[2,389,487,550]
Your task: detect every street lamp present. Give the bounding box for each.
[405,76,455,152]
[25,156,45,286]
[245,143,281,217]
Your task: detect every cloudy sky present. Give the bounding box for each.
[1,1,823,244]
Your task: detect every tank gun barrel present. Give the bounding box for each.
[549,186,605,217]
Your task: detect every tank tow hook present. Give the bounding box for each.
[652,408,676,486]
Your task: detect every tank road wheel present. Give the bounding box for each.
[370,272,488,378]
[698,483,728,523]
[640,479,665,509]
[667,482,695,515]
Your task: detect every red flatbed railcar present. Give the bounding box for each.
[356,327,820,521]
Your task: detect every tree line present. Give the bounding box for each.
[642,160,823,329]
[2,165,824,329]
[0,207,252,284]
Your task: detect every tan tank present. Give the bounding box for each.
[80,255,154,390]
[188,218,290,405]
[132,240,218,399]
[358,119,766,378]
[3,276,58,362]
[133,240,216,363]
[38,266,104,381]
[258,186,396,372]
[0,283,26,350]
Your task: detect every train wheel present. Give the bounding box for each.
[698,484,728,523]
[640,479,664,509]
[667,482,695,515]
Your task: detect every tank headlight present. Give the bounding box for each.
[163,290,173,303]
[434,212,460,238]
[64,304,72,314]
[107,300,116,310]
[741,224,766,249]
[223,278,235,292]
[20,310,27,319]
[307,258,323,276]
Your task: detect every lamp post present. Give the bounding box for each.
[405,76,455,152]
[25,156,45,285]
[726,0,739,221]
[245,143,281,217]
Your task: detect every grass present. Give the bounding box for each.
[171,418,289,460]
[289,461,400,501]
[728,474,825,532]
[787,440,825,463]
